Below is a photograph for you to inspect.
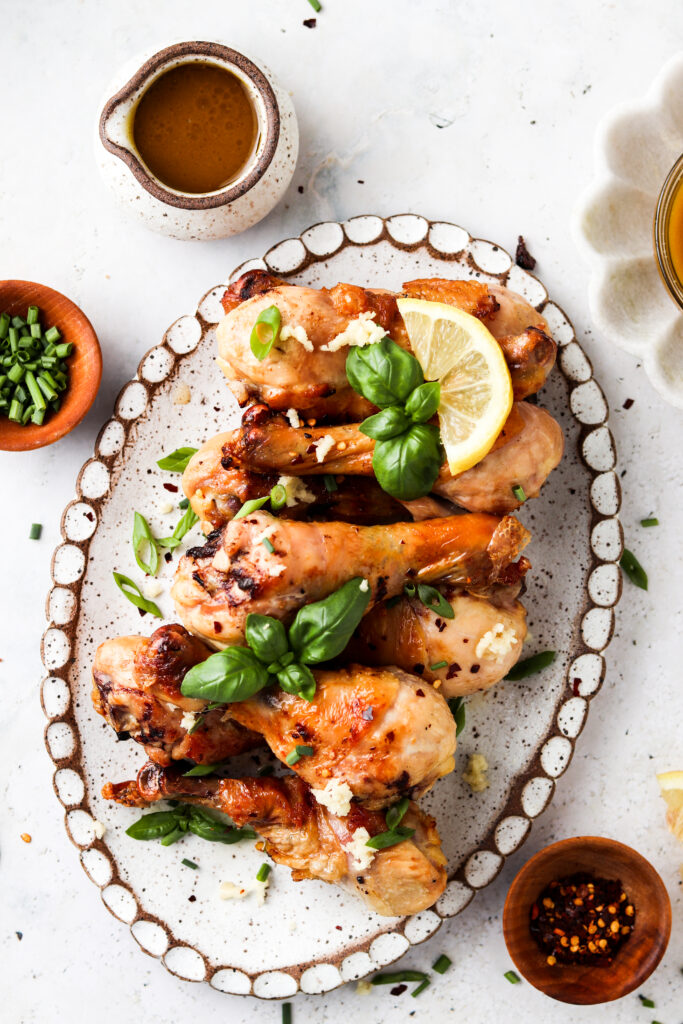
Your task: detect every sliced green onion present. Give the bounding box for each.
[640,517,658,527]
[29,523,42,540]
[7,362,24,384]
[365,825,415,850]
[620,548,648,590]
[262,537,275,553]
[256,862,271,882]
[234,496,270,520]
[269,483,287,511]
[307,0,322,10]
[8,398,23,421]
[157,507,199,550]
[179,497,190,510]
[181,858,198,869]
[638,995,655,1008]
[250,305,281,361]
[112,571,163,618]
[504,650,556,680]
[281,1004,292,1024]
[323,474,337,492]
[0,312,9,338]
[132,512,159,575]
[37,375,58,401]
[30,323,42,339]
[504,970,521,984]
[11,315,26,329]
[26,305,39,325]
[156,447,198,472]
[512,484,527,503]
[54,342,73,358]
[372,971,428,985]
[385,797,410,831]
[44,325,61,344]
[432,954,451,974]
[187,714,205,735]
[429,660,448,670]
[183,763,219,777]
[31,407,45,425]
[285,744,314,765]
[411,979,430,997]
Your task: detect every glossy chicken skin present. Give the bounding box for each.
[185,401,563,524]
[223,664,456,806]
[171,510,530,647]
[216,272,556,417]
[92,625,261,765]
[349,585,527,697]
[105,764,447,916]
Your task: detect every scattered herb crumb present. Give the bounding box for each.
[29,523,42,540]
[504,970,521,984]
[515,235,536,270]
[640,517,658,527]
[638,995,655,1008]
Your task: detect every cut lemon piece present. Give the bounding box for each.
[397,297,513,475]
[657,770,683,841]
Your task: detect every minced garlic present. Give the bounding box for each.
[475,623,518,660]
[346,827,375,870]
[144,579,163,599]
[219,877,270,904]
[180,710,197,731]
[322,311,386,351]
[158,500,174,515]
[315,434,336,463]
[310,779,353,817]
[463,753,490,793]
[172,382,191,405]
[356,979,373,995]
[359,578,369,593]
[281,323,314,352]
[285,407,301,428]
[93,820,106,840]
[276,475,317,507]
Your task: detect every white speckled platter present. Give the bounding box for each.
[41,214,622,997]
[573,51,683,408]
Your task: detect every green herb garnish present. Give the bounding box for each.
[411,979,431,997]
[250,305,281,361]
[404,581,454,619]
[638,995,655,1008]
[504,970,521,984]
[285,744,314,766]
[366,797,415,850]
[0,305,73,427]
[234,496,270,520]
[447,697,467,735]
[29,523,42,540]
[372,971,428,985]
[269,483,287,510]
[504,650,556,680]
[620,548,648,590]
[256,862,271,882]
[132,512,159,575]
[262,536,275,553]
[158,506,199,550]
[347,338,444,500]
[183,763,220,777]
[126,804,256,846]
[512,484,527,503]
[429,660,448,671]
[156,447,198,472]
[640,517,658,527]
[181,858,198,869]
[307,0,321,11]
[112,571,162,618]
[281,1004,292,1024]
[432,954,451,974]
[181,577,371,706]
[323,474,337,492]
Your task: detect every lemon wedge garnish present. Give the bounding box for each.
[657,770,683,841]
[397,297,513,475]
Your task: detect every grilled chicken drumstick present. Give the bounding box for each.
[171,510,530,648]
[183,400,563,528]
[104,764,447,916]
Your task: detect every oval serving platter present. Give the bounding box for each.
[41,214,622,997]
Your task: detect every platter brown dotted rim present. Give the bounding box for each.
[40,214,622,998]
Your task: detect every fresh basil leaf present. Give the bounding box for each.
[504,650,556,680]
[112,571,163,618]
[289,577,372,664]
[405,380,440,423]
[373,424,443,500]
[126,810,179,841]
[188,817,257,844]
[447,697,467,735]
[277,662,317,701]
[385,796,410,831]
[250,305,281,361]
[132,512,159,576]
[346,338,423,408]
[245,614,289,664]
[359,406,411,441]
[415,583,455,619]
[620,548,648,591]
[157,507,199,549]
[160,826,185,846]
[365,826,416,850]
[181,646,271,703]
[234,496,270,520]
[156,447,198,472]
[183,763,219,777]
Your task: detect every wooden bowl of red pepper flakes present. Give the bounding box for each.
[502,836,671,1004]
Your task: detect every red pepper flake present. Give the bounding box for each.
[572,678,582,695]
[163,483,179,493]
[164,552,173,563]
[470,664,480,674]
[390,984,407,996]
[213,621,223,634]
[303,17,317,27]
[446,663,461,679]
[515,235,536,270]
[412,663,425,676]
[622,398,634,409]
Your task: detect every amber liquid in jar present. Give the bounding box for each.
[667,179,683,286]
[132,63,258,193]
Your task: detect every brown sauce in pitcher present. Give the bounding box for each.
[133,63,258,193]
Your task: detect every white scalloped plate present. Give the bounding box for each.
[41,214,622,996]
[573,51,683,408]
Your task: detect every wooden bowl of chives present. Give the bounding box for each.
[0,280,102,451]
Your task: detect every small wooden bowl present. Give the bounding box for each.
[503,836,671,1005]
[0,280,102,451]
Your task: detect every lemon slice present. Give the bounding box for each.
[397,297,513,474]
[657,770,683,841]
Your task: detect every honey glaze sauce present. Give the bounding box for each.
[667,178,683,286]
[132,63,258,194]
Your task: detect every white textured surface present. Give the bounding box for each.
[0,2,681,1022]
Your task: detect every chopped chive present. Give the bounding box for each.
[285,750,301,766]
[26,305,39,325]
[8,398,23,421]
[31,407,45,425]
[37,375,58,401]
[429,660,448,671]
[270,483,287,510]
[504,970,521,984]
[512,484,527,503]
[21,403,34,425]
[504,650,556,680]
[620,548,648,590]
[24,371,47,411]
[30,323,42,339]
[281,1004,292,1024]
[256,862,271,882]
[323,474,337,492]
[432,954,452,974]
[307,0,322,10]
[29,523,42,540]
[0,312,9,338]
[11,315,26,329]
[7,362,24,384]
[234,496,270,520]
[638,995,655,1008]
[640,517,658,527]
[285,744,314,765]
[179,497,190,509]
[365,825,415,850]
[411,979,430,997]
[262,536,275,553]
[54,342,73,358]
[181,858,198,869]
[44,326,61,344]
[183,763,219,777]
[372,971,428,985]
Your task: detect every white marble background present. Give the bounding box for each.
[1,1,682,1021]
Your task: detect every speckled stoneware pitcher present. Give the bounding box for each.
[96,41,298,241]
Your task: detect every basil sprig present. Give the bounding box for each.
[156,447,198,472]
[365,796,416,850]
[126,803,257,846]
[346,338,444,501]
[404,582,455,619]
[182,577,372,705]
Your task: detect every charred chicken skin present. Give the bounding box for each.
[170,510,530,648]
[104,763,447,916]
[216,272,556,418]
